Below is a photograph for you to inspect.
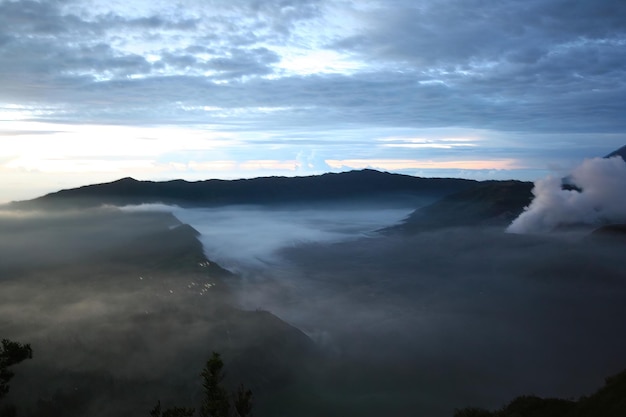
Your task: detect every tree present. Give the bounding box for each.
[151,352,253,417]
[0,339,32,400]
[200,352,252,417]
[200,352,231,417]
[0,339,32,417]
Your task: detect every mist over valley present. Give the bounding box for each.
[4,1,626,414]
[1,167,626,417]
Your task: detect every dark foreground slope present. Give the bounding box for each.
[455,368,626,417]
[0,208,316,417]
[8,169,476,210]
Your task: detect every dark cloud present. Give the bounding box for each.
[70,72,626,132]
[0,0,624,137]
[333,0,626,65]
[101,14,200,31]
[203,47,281,79]
[0,0,86,36]
[326,0,626,132]
[226,0,323,34]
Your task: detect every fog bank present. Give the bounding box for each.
[2,204,626,416]
[171,205,412,272]
[164,204,626,415]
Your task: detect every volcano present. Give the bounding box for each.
[605,145,626,161]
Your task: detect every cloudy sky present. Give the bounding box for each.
[1,0,625,202]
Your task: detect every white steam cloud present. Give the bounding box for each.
[508,156,626,234]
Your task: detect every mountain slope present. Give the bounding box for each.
[7,170,476,210]
[0,208,318,416]
[605,145,626,161]
[394,145,626,233]
[392,180,533,233]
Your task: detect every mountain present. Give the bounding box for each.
[0,208,318,416]
[394,145,626,233]
[392,180,534,233]
[605,145,626,161]
[7,169,476,210]
[589,224,626,242]
[562,144,626,191]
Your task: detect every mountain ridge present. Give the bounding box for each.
[605,145,626,161]
[7,169,478,210]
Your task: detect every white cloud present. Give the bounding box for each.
[325,158,518,171]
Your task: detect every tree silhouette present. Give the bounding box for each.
[0,339,32,400]
[151,352,253,417]
[0,339,32,417]
[200,352,253,417]
[200,352,231,417]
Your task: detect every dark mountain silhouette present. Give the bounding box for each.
[589,224,626,243]
[563,144,626,191]
[7,170,476,210]
[392,180,533,233]
[605,145,626,161]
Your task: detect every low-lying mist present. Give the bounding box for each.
[1,204,625,417]
[169,205,413,272]
[0,208,312,416]
[163,204,626,415]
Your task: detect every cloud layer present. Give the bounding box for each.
[1,0,624,130]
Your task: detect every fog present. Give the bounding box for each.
[1,204,626,416]
[170,205,413,271]
[143,204,626,414]
[0,208,281,416]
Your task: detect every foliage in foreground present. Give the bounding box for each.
[454,369,626,417]
[0,339,33,417]
[0,339,33,400]
[153,352,253,417]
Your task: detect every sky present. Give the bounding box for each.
[1,0,626,202]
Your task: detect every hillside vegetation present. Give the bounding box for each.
[455,369,626,417]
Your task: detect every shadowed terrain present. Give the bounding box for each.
[0,208,317,417]
[392,180,533,233]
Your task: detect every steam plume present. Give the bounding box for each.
[507,156,626,234]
